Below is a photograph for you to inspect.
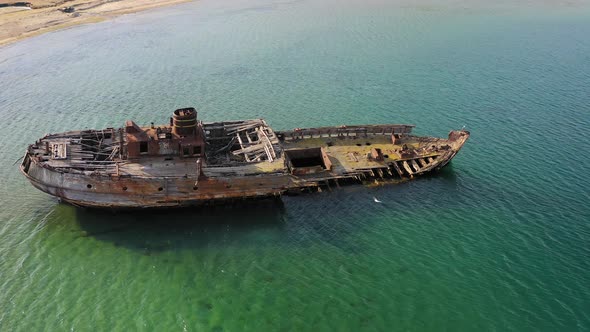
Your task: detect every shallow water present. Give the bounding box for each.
[1,0,589,330]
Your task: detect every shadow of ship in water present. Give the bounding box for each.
[70,166,461,255]
[73,198,287,254]
[418,163,458,183]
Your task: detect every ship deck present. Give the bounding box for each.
[117,156,287,178]
[281,134,445,175]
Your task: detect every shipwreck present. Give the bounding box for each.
[20,107,469,208]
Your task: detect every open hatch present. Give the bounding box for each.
[284,147,332,175]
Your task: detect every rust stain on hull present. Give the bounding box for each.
[20,107,470,209]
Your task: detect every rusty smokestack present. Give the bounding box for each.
[172,107,197,136]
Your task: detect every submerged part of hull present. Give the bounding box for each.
[20,108,469,209]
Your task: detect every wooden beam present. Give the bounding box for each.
[235,133,250,162]
[402,161,414,175]
[391,162,404,177]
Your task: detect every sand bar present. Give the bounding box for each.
[0,0,192,47]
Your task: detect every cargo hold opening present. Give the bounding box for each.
[284,147,332,175]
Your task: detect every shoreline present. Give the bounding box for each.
[0,0,193,47]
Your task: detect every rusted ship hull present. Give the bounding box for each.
[20,108,469,209]
[21,164,291,208]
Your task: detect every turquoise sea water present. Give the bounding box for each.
[1,0,590,330]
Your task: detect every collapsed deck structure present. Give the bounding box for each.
[20,107,469,208]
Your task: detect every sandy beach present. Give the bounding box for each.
[0,0,192,47]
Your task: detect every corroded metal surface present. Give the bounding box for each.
[20,107,469,209]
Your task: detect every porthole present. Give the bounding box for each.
[193,186,198,190]
[87,184,92,189]
[158,187,163,192]
[365,142,371,146]
[356,143,362,147]
[122,186,128,191]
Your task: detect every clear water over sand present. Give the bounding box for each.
[0,0,589,330]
